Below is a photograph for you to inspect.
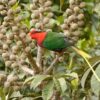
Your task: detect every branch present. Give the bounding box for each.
[36,46,43,71]
[44,55,59,74]
[21,66,35,75]
[18,36,41,73]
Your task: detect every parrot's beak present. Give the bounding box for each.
[28,32,31,36]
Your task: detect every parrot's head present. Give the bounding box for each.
[29,28,42,39]
[29,28,47,45]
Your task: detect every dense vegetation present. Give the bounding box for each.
[0,0,100,100]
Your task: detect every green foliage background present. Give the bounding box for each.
[0,0,100,100]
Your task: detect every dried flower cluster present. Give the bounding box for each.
[0,0,86,92]
[0,0,38,89]
[30,0,53,31]
[61,0,86,42]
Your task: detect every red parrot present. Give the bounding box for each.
[29,29,73,52]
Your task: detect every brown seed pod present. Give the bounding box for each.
[35,22,42,29]
[2,53,9,59]
[7,33,14,40]
[10,54,16,60]
[4,16,10,22]
[25,47,31,53]
[2,21,8,27]
[6,39,12,45]
[5,61,12,67]
[61,24,68,30]
[15,7,21,13]
[19,32,26,38]
[21,53,27,60]
[30,4,37,10]
[12,26,19,32]
[69,0,75,5]
[65,8,73,16]
[43,17,49,24]
[16,41,22,46]
[79,2,86,8]
[12,45,19,52]
[73,6,80,13]
[29,42,35,48]
[67,15,76,23]
[3,44,8,50]
[47,12,53,18]
[0,73,6,81]
[77,13,84,20]
[64,30,70,37]
[13,86,20,91]
[72,30,81,36]
[44,1,52,7]
[0,33,4,39]
[44,7,52,12]
[70,23,78,30]
[32,0,38,3]
[39,7,44,13]
[78,21,84,27]
[8,0,17,6]
[4,81,11,88]
[0,5,4,10]
[0,10,7,15]
[11,62,18,68]
[39,0,46,4]
[58,57,64,62]
[7,9,14,15]
[2,0,8,3]
[31,13,39,19]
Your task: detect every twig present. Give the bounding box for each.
[18,36,41,73]
[36,46,43,71]
[72,46,100,82]
[8,95,42,100]
[21,66,35,75]
[44,55,59,74]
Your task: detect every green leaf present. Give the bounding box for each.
[81,56,100,88]
[0,87,5,100]
[94,3,100,17]
[42,80,54,100]
[57,16,64,24]
[31,75,51,89]
[91,64,100,96]
[71,78,78,89]
[60,0,64,11]
[58,78,67,94]
[24,76,34,85]
[12,1,19,10]
[53,77,61,92]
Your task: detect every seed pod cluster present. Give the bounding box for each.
[0,0,34,73]
[30,0,53,31]
[4,73,19,89]
[61,0,86,43]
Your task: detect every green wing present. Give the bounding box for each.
[42,32,71,51]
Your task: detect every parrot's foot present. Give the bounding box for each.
[44,55,59,74]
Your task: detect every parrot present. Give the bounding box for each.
[29,29,74,52]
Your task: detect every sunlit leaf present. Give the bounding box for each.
[71,78,78,89]
[60,0,64,11]
[24,76,34,85]
[94,3,100,16]
[91,64,100,96]
[81,56,100,88]
[72,46,91,58]
[58,78,67,94]
[53,77,61,91]
[30,75,51,89]
[0,87,5,100]
[42,80,54,100]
